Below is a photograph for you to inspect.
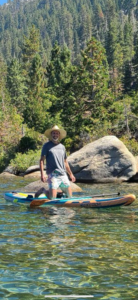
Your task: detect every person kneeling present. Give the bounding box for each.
[35,125,76,200]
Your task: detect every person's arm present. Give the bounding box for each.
[64,159,76,182]
[40,156,47,182]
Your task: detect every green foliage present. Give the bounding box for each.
[0,104,24,172]
[64,131,91,153]
[22,25,40,67]
[0,104,23,151]
[6,58,27,114]
[0,55,10,105]
[1,3,138,163]
[10,149,41,174]
[23,52,51,132]
[17,128,46,153]
[60,37,110,135]
[120,136,138,156]
[131,92,138,115]
[0,147,8,173]
[88,120,113,141]
[0,0,136,67]
[63,137,74,154]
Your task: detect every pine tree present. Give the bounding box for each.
[24,53,51,132]
[7,58,27,114]
[105,15,124,96]
[46,42,72,98]
[46,42,75,128]
[60,37,110,135]
[123,20,134,63]
[132,32,138,91]
[0,55,8,111]
[123,61,133,94]
[79,37,110,119]
[21,25,40,74]
[93,2,105,41]
[79,4,92,49]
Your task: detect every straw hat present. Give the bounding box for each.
[45,125,67,140]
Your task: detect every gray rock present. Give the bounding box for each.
[24,171,41,178]
[68,136,137,182]
[4,165,16,175]
[0,172,16,177]
[21,180,82,193]
[24,165,40,174]
[24,165,46,175]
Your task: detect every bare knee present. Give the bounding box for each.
[35,187,47,198]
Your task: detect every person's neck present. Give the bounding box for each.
[52,140,60,145]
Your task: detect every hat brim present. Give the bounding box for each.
[45,128,66,140]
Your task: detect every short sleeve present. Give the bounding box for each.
[64,147,67,159]
[41,143,47,157]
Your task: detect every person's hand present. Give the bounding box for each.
[41,175,47,182]
[70,173,76,182]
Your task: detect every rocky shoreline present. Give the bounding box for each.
[1,136,138,191]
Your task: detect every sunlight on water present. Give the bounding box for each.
[0,177,138,299]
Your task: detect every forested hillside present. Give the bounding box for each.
[1,0,138,173]
[0,0,138,62]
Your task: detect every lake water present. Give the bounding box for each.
[0,176,138,300]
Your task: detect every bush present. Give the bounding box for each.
[17,128,46,153]
[64,137,74,154]
[10,149,41,174]
[120,136,138,156]
[0,149,7,173]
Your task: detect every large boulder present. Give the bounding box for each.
[68,135,137,183]
[21,180,82,193]
[24,165,40,174]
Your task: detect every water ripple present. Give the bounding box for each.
[0,178,138,299]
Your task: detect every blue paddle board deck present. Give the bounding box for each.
[4,191,136,208]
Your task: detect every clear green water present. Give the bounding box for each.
[0,176,138,300]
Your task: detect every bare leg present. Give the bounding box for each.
[61,186,72,198]
[48,187,72,199]
[49,189,57,200]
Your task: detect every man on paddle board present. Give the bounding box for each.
[35,125,76,199]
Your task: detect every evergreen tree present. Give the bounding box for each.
[24,53,51,132]
[79,4,92,49]
[0,55,9,113]
[78,37,110,121]
[7,58,27,114]
[46,42,73,102]
[119,0,137,13]
[21,25,40,74]
[93,2,105,41]
[132,33,138,91]
[60,37,110,135]
[123,61,133,94]
[46,42,77,130]
[123,19,134,63]
[105,14,124,96]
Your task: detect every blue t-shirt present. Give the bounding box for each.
[41,141,67,175]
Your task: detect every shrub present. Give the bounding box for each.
[10,149,41,174]
[17,128,46,153]
[120,136,138,156]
